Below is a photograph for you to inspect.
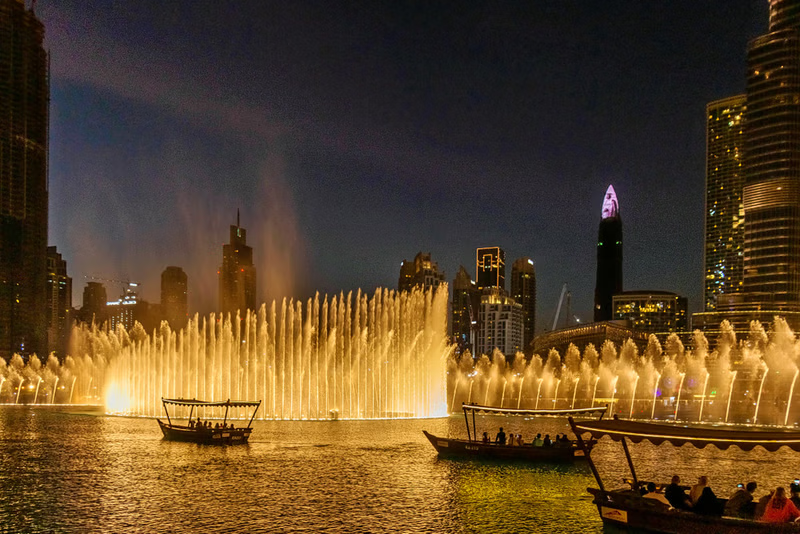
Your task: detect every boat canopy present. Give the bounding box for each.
[462,403,608,417]
[571,418,800,452]
[162,398,261,408]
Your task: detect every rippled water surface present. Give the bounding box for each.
[2,408,799,533]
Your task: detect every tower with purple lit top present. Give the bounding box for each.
[594,185,623,322]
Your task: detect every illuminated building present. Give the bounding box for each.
[594,185,623,322]
[510,257,536,353]
[80,282,107,326]
[161,266,188,330]
[612,291,687,333]
[451,265,479,354]
[219,212,257,316]
[106,284,139,332]
[398,252,446,293]
[46,247,71,359]
[533,321,648,357]
[0,0,48,360]
[476,290,523,357]
[476,246,505,291]
[704,95,746,311]
[741,1,800,308]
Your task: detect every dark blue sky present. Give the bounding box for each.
[41,1,766,332]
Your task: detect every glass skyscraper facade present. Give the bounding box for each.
[704,95,746,311]
[0,0,49,360]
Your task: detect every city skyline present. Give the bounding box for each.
[38,1,767,332]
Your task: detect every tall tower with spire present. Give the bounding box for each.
[218,211,257,316]
[594,185,623,322]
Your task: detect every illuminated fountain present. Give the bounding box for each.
[447,318,800,426]
[0,287,451,420]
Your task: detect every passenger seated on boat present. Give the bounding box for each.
[790,482,800,509]
[516,434,523,446]
[482,432,490,444]
[495,427,506,445]
[664,475,692,510]
[643,482,671,507]
[761,487,800,523]
[755,490,774,519]
[215,423,220,429]
[693,486,723,517]
[230,423,234,429]
[543,434,552,447]
[532,433,543,447]
[690,475,708,505]
[725,482,757,519]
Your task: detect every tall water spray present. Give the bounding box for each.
[1,287,452,420]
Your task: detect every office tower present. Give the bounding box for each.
[161,266,188,330]
[219,212,257,316]
[594,185,623,322]
[612,291,688,333]
[451,266,479,354]
[476,291,524,357]
[511,257,536,352]
[742,2,800,307]
[476,246,505,291]
[46,247,71,359]
[81,282,108,326]
[0,0,49,360]
[704,96,746,311]
[106,284,139,332]
[398,252,446,293]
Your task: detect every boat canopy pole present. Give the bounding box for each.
[472,410,476,442]
[621,435,638,489]
[569,416,605,492]
[223,402,230,425]
[463,407,471,441]
[246,401,261,429]
[164,400,172,426]
[188,406,194,423]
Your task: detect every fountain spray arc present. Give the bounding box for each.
[1,286,452,420]
[447,318,800,426]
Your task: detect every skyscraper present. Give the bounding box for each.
[80,282,107,326]
[741,1,800,308]
[704,95,746,311]
[476,246,505,291]
[451,265,479,354]
[219,212,257,316]
[398,252,446,293]
[594,185,623,322]
[46,247,71,359]
[161,266,188,331]
[0,0,49,360]
[511,257,536,352]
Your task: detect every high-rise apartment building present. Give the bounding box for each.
[80,282,107,326]
[594,185,623,322]
[398,252,446,293]
[107,284,139,332]
[510,257,536,352]
[219,213,257,316]
[451,265,479,354]
[742,1,800,308]
[704,96,746,311]
[46,247,71,359]
[161,266,188,331]
[0,0,49,360]
[476,291,524,357]
[476,246,505,291]
[612,291,688,333]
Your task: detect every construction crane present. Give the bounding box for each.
[551,283,572,331]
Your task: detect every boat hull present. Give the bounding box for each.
[422,430,587,462]
[157,419,252,445]
[588,488,800,534]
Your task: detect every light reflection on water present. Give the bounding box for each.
[1,409,797,533]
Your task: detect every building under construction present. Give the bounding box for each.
[0,0,49,360]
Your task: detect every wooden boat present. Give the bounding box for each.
[567,416,800,533]
[422,403,606,462]
[157,398,261,445]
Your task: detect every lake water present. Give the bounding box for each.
[2,407,799,533]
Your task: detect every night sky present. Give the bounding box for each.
[40,1,766,333]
